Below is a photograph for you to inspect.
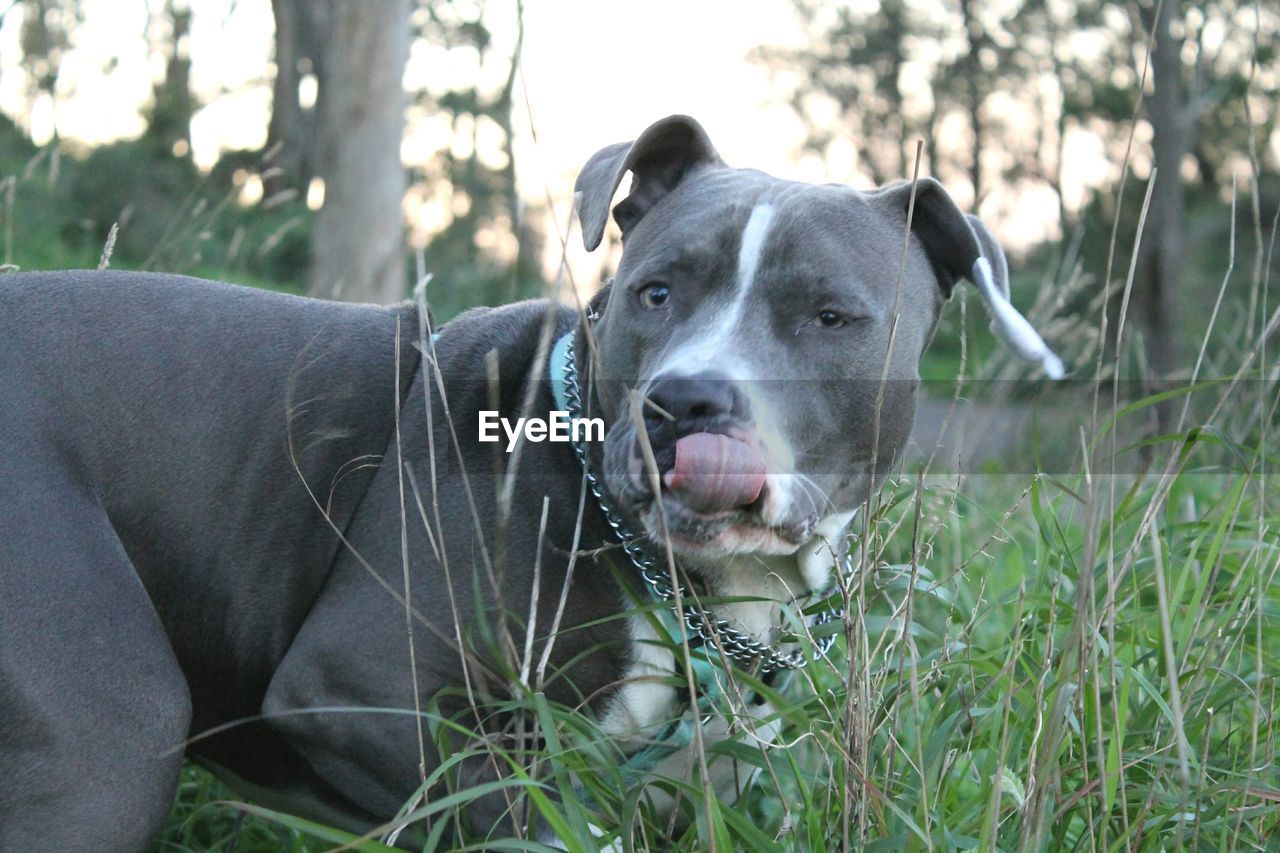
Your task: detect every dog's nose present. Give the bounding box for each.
[642,372,746,436]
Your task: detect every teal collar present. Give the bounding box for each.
[549,329,574,414]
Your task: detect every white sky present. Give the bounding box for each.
[513,0,819,186]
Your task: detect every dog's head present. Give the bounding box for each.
[574,115,1058,562]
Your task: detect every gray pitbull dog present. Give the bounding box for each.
[0,115,1058,849]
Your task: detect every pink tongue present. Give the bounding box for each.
[663,433,767,513]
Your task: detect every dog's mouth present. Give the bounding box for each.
[609,427,814,556]
[657,432,767,511]
[639,499,811,557]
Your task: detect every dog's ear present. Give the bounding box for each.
[875,177,1064,378]
[871,178,1005,300]
[965,212,1011,302]
[585,278,612,324]
[574,115,724,251]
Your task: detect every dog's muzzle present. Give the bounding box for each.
[600,371,816,553]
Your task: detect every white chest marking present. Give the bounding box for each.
[599,617,677,741]
[798,510,857,590]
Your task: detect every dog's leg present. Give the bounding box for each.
[0,472,192,852]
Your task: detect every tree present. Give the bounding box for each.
[957,0,988,202]
[265,0,544,311]
[308,0,410,304]
[753,0,925,186]
[754,0,1023,204]
[1136,0,1192,377]
[405,1,544,318]
[758,0,1280,377]
[1063,0,1274,375]
[143,0,196,159]
[15,0,81,143]
[265,0,331,192]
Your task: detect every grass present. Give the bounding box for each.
[153,414,1279,850]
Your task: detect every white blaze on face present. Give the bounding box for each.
[666,201,776,369]
[732,203,776,318]
[652,200,801,530]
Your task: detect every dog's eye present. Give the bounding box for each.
[639,283,670,309]
[815,310,846,328]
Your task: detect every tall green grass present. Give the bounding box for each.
[155,389,1278,851]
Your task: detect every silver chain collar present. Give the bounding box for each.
[559,330,844,674]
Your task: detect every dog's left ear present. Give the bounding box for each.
[875,178,1064,378]
[575,115,724,252]
[585,278,612,324]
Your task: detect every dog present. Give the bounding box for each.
[0,114,1060,850]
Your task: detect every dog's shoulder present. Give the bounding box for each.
[429,298,575,382]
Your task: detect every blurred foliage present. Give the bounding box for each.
[1,111,312,291]
[758,0,1279,380]
[759,0,1278,213]
[405,0,546,319]
[2,0,546,316]
[17,0,81,106]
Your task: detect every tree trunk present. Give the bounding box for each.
[266,0,301,186]
[308,0,409,304]
[925,107,940,179]
[266,0,331,191]
[884,2,908,180]
[1139,0,1189,378]
[959,0,984,204]
[1045,7,1070,235]
[146,0,194,157]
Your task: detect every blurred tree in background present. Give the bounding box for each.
[144,0,194,159]
[264,0,329,194]
[306,0,410,303]
[15,0,81,149]
[403,0,543,318]
[0,0,544,314]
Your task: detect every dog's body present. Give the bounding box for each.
[0,275,630,845]
[0,116,1057,849]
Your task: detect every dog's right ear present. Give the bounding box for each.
[574,115,724,251]
[872,177,1065,378]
